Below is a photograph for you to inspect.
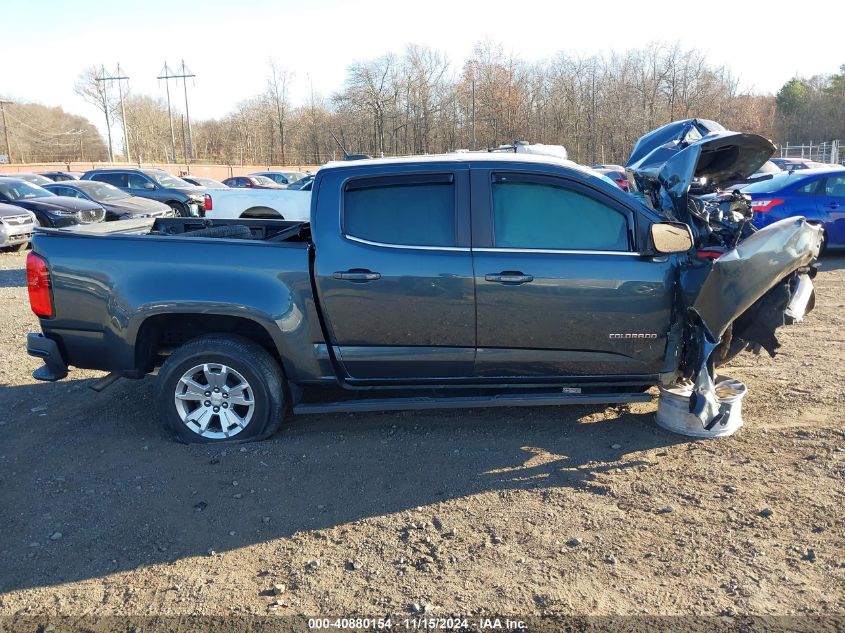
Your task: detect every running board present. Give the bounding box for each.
[293,391,652,415]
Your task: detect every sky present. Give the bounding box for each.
[2,0,844,132]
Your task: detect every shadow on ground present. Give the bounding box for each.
[0,267,24,288]
[0,374,689,594]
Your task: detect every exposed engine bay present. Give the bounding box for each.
[626,119,823,430]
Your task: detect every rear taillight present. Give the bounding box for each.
[26,252,53,318]
[204,194,212,212]
[749,198,784,213]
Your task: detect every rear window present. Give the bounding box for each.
[741,172,807,194]
[343,175,456,247]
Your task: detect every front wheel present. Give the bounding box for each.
[167,201,188,217]
[154,335,286,443]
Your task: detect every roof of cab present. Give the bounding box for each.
[321,151,581,171]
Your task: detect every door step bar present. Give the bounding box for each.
[293,391,652,415]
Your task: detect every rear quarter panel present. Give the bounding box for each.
[33,232,324,382]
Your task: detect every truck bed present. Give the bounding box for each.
[30,217,324,382]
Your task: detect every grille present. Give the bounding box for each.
[78,208,106,224]
[2,214,33,226]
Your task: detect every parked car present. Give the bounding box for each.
[286,174,314,191]
[203,186,310,220]
[43,180,175,221]
[0,177,105,227]
[249,171,306,186]
[739,166,845,250]
[181,175,228,189]
[39,171,84,182]
[80,168,206,217]
[770,157,827,171]
[26,118,821,444]
[0,203,35,251]
[6,172,53,186]
[221,175,286,189]
[595,167,628,191]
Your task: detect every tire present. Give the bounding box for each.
[154,334,286,444]
[168,201,188,217]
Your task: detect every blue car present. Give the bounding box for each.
[742,167,845,249]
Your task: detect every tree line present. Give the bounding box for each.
[2,43,843,166]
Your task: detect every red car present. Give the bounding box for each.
[596,168,629,192]
[221,175,287,189]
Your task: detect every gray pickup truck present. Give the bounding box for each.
[26,119,822,443]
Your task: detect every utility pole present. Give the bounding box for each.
[94,65,115,162]
[96,64,131,162]
[158,61,196,162]
[0,100,13,164]
[158,62,178,163]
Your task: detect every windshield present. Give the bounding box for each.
[741,172,807,193]
[253,176,276,185]
[78,182,130,202]
[0,180,55,200]
[148,171,192,188]
[755,161,781,175]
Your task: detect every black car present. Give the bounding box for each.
[39,171,85,182]
[182,175,228,189]
[43,180,175,221]
[0,177,105,227]
[81,168,206,217]
[7,172,54,186]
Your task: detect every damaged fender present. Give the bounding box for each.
[678,217,822,427]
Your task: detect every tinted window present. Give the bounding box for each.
[825,174,845,196]
[491,177,628,251]
[344,176,456,247]
[92,173,127,188]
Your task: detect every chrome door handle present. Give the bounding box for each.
[333,270,381,282]
[485,272,534,284]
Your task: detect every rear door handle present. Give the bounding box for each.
[333,269,381,282]
[827,202,840,209]
[485,272,534,284]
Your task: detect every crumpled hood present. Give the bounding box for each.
[626,118,775,222]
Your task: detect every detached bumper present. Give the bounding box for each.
[27,333,68,381]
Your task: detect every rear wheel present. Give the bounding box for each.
[154,335,286,443]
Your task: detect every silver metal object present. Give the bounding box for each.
[174,363,254,439]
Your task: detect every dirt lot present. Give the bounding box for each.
[0,248,843,623]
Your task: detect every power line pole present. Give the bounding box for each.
[0,100,13,164]
[95,65,131,162]
[94,65,115,162]
[158,61,196,163]
[158,62,178,163]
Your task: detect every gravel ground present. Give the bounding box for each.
[0,248,843,621]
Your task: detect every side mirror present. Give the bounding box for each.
[144,182,155,190]
[650,222,693,254]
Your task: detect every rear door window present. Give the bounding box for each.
[343,174,456,247]
[92,172,127,188]
[490,174,629,251]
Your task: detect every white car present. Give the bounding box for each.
[203,188,310,222]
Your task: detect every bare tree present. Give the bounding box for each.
[74,65,116,161]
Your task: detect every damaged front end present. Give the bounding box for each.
[628,119,823,431]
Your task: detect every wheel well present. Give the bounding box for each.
[135,313,283,373]
[240,207,283,219]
